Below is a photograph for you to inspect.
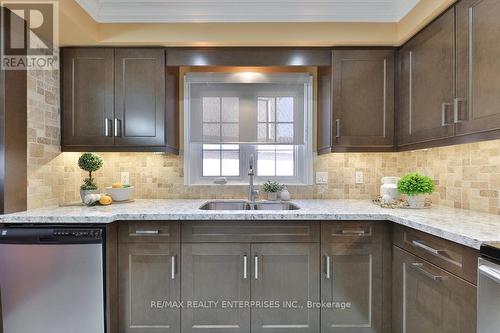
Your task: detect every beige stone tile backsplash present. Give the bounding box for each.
[26,64,500,214]
[399,142,500,214]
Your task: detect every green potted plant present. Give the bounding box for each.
[78,152,103,202]
[262,180,283,201]
[397,172,435,208]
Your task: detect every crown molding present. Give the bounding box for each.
[75,0,420,23]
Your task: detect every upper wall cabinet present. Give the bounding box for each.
[398,0,500,149]
[455,0,500,136]
[62,48,115,147]
[397,8,456,147]
[62,48,178,153]
[114,49,166,147]
[318,49,395,153]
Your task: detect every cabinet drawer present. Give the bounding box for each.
[182,221,320,243]
[393,225,478,284]
[118,221,180,243]
[321,221,383,244]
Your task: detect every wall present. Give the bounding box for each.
[27,142,500,215]
[56,151,399,203]
[25,53,499,214]
[26,65,64,209]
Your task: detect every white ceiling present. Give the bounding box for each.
[76,0,421,23]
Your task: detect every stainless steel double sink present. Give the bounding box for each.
[199,200,300,211]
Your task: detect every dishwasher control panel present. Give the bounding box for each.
[0,227,104,244]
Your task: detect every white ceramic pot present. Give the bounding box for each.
[106,186,135,202]
[80,189,100,203]
[267,192,278,201]
[407,194,426,208]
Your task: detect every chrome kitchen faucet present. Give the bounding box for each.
[248,154,259,202]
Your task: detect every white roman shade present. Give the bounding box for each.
[185,72,310,145]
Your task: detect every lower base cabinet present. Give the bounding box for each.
[114,221,478,333]
[250,243,320,333]
[321,222,389,333]
[181,243,251,333]
[392,246,476,333]
[118,242,181,333]
[181,243,320,333]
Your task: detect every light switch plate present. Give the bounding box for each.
[120,172,130,185]
[316,172,329,185]
[355,171,364,184]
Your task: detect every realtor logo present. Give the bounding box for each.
[1,1,58,70]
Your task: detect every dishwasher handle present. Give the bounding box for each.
[479,265,500,284]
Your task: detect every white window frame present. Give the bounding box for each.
[184,73,313,186]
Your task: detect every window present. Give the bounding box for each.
[184,72,313,185]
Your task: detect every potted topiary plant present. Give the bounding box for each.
[262,180,283,201]
[397,172,435,208]
[78,152,103,202]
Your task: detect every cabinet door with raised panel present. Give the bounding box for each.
[114,48,166,147]
[332,49,394,150]
[397,8,456,146]
[321,223,384,333]
[455,0,500,135]
[181,243,251,333]
[251,243,319,333]
[62,48,115,147]
[118,242,180,333]
[392,246,476,333]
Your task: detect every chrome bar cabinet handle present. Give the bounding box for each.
[114,118,121,137]
[335,119,340,138]
[254,255,259,280]
[411,263,445,281]
[104,118,112,137]
[243,255,248,279]
[441,102,452,126]
[341,229,367,235]
[171,255,176,280]
[134,230,160,235]
[411,240,444,256]
[325,255,331,279]
[453,98,467,123]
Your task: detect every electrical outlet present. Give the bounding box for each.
[316,172,329,185]
[355,171,364,184]
[120,172,130,185]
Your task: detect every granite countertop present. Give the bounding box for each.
[1,199,499,249]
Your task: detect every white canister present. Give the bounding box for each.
[380,177,400,203]
[280,187,291,201]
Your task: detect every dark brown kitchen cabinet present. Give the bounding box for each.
[251,243,320,333]
[62,48,115,147]
[397,7,456,147]
[181,243,251,333]
[62,48,178,152]
[118,242,180,333]
[114,49,166,147]
[331,49,395,151]
[392,246,476,333]
[181,242,320,333]
[117,222,181,333]
[321,222,390,333]
[455,0,500,136]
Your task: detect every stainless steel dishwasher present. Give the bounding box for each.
[0,227,105,333]
[478,242,500,333]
